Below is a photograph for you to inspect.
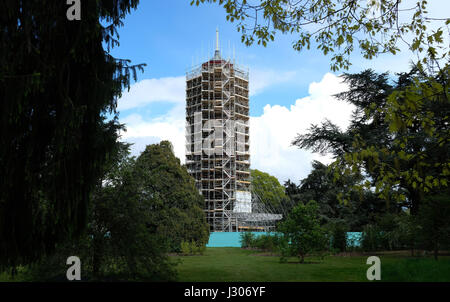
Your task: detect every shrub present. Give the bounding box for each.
[253,234,277,252]
[180,240,206,256]
[180,241,191,255]
[240,232,255,248]
[375,213,400,250]
[240,232,283,253]
[330,221,348,253]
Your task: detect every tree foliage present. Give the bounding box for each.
[416,191,450,260]
[293,67,449,215]
[192,0,449,70]
[87,142,178,280]
[27,141,209,280]
[133,141,210,252]
[0,1,145,269]
[24,142,177,281]
[92,141,208,277]
[359,199,450,258]
[278,200,327,263]
[284,160,397,230]
[251,169,289,213]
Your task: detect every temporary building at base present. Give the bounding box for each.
[206,232,363,247]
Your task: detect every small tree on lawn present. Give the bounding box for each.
[278,200,326,263]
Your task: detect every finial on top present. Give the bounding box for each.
[214,28,221,59]
[216,28,219,51]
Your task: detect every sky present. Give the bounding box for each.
[109,0,449,184]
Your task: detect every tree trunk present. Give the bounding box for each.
[10,266,17,280]
[409,189,422,216]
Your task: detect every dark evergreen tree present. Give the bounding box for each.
[133,141,210,252]
[0,1,144,269]
[27,141,209,280]
[284,160,396,231]
[293,68,450,215]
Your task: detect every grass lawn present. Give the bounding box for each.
[1,247,449,282]
[171,247,450,282]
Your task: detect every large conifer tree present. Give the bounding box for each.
[0,0,143,268]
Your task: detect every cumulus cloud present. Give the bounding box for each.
[249,73,355,183]
[116,75,186,159]
[118,72,355,183]
[119,104,186,161]
[118,76,185,111]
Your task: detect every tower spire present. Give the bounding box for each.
[214,28,221,59]
[216,28,219,51]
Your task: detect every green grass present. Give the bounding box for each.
[382,257,450,282]
[171,247,450,282]
[2,248,449,282]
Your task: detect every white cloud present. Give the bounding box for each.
[117,76,185,111]
[119,104,186,162]
[250,73,355,183]
[117,76,186,160]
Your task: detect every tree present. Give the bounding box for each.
[376,66,449,213]
[28,141,209,280]
[133,141,210,252]
[251,169,289,213]
[26,142,177,281]
[88,142,178,280]
[329,220,348,253]
[278,200,327,263]
[295,161,356,224]
[0,1,145,269]
[293,67,449,215]
[416,191,450,260]
[284,160,396,230]
[192,0,449,70]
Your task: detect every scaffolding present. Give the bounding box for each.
[236,193,283,232]
[186,30,250,232]
[186,30,281,232]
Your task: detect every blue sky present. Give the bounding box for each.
[109,1,334,115]
[110,0,449,183]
